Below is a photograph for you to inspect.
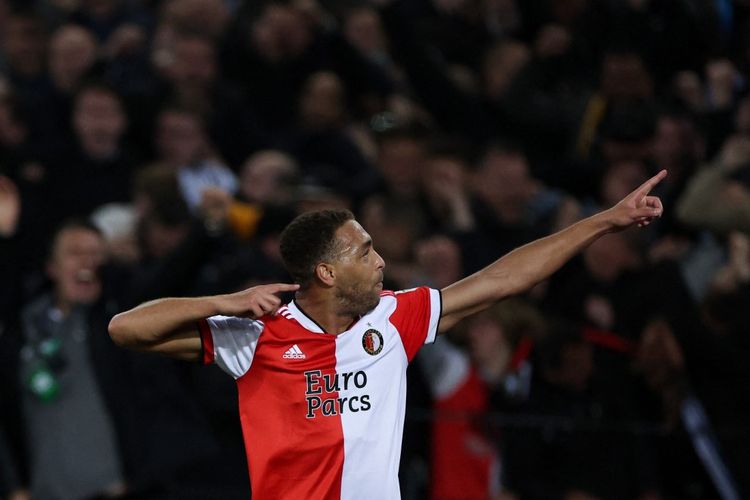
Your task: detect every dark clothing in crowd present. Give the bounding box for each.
[50,147,139,220]
[503,378,658,500]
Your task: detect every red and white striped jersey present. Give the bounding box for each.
[198,287,442,500]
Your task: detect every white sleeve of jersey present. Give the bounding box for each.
[390,287,442,361]
[204,315,264,379]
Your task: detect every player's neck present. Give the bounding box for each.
[294,291,358,335]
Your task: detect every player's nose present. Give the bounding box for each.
[374,250,385,270]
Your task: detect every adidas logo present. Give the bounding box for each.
[282,344,306,359]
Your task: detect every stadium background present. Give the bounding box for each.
[1,0,750,498]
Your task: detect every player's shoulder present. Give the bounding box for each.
[377,289,412,308]
[374,287,431,316]
[392,286,434,300]
[383,286,429,298]
[254,305,298,334]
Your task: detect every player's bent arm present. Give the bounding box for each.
[108,296,223,361]
[439,213,611,332]
[438,170,667,332]
[109,283,299,361]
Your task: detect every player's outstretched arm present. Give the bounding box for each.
[438,170,667,332]
[108,283,300,360]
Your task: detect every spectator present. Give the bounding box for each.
[373,125,428,202]
[1,8,47,100]
[156,31,264,166]
[49,82,137,223]
[359,195,424,289]
[576,49,654,161]
[419,299,544,500]
[343,6,399,84]
[229,150,299,241]
[281,70,381,201]
[13,220,131,500]
[30,24,100,159]
[651,110,705,189]
[503,322,660,500]
[468,143,575,269]
[222,0,392,133]
[8,217,222,499]
[48,24,99,96]
[422,139,478,234]
[154,104,238,211]
[677,129,750,236]
[238,149,298,207]
[0,87,33,180]
[69,0,152,49]
[159,0,231,41]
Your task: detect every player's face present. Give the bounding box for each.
[332,220,385,317]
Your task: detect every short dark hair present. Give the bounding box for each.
[279,209,354,285]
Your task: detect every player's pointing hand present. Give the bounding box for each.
[219,283,300,319]
[605,169,667,231]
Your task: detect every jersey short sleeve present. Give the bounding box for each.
[389,287,442,361]
[198,315,264,379]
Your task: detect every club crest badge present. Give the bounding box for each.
[362,329,383,356]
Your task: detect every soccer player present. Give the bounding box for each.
[109,170,666,499]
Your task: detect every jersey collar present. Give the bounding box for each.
[286,300,367,335]
[287,300,326,334]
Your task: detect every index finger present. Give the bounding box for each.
[264,283,301,294]
[635,169,667,197]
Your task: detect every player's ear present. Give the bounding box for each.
[315,262,336,286]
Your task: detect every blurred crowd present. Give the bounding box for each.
[1,0,750,499]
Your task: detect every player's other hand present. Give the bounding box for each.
[219,283,300,318]
[604,169,666,231]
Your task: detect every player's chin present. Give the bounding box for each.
[362,289,381,312]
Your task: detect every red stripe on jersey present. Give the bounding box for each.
[379,290,395,297]
[236,316,344,499]
[198,319,214,365]
[389,287,432,362]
